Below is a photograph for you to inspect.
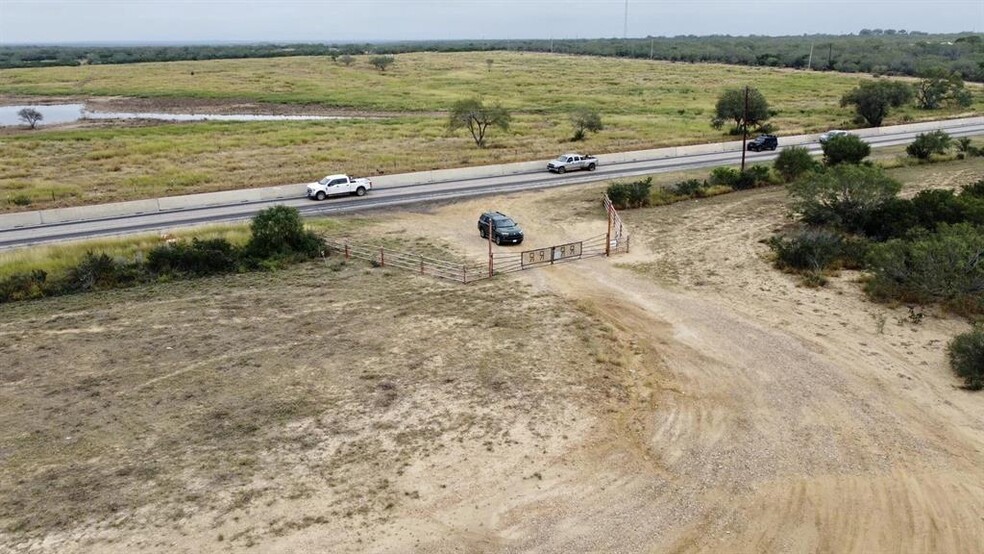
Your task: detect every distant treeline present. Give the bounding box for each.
[3,31,983,81]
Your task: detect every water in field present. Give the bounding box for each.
[0,104,351,126]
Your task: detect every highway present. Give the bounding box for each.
[2,120,983,250]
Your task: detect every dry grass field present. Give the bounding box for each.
[2,51,980,210]
[2,158,983,552]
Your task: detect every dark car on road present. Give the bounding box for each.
[478,212,524,245]
[747,134,778,152]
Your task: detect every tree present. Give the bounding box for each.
[17,107,42,129]
[822,134,871,166]
[338,54,354,66]
[787,164,901,231]
[915,68,973,109]
[773,146,818,182]
[369,55,395,72]
[840,80,913,127]
[247,205,323,259]
[447,98,511,148]
[906,130,952,160]
[949,327,984,390]
[570,108,603,141]
[711,87,770,133]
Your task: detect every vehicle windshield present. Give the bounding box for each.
[493,217,517,228]
[556,155,570,162]
[318,177,331,185]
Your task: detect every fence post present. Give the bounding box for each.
[462,265,467,283]
[550,246,556,265]
[605,203,612,257]
[380,248,385,267]
[344,244,349,260]
[420,256,424,275]
[626,235,630,253]
[489,252,493,278]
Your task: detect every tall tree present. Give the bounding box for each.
[711,87,770,133]
[914,68,973,109]
[447,98,511,148]
[840,80,913,127]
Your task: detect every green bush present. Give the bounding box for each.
[962,180,984,199]
[861,197,921,240]
[709,166,770,190]
[768,228,845,272]
[0,270,47,302]
[247,205,324,260]
[774,146,818,182]
[948,327,984,390]
[822,134,871,166]
[788,164,901,232]
[606,178,652,209]
[906,130,952,160]
[63,252,139,293]
[671,179,709,198]
[147,238,240,276]
[865,223,984,315]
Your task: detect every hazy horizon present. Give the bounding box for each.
[1,0,982,46]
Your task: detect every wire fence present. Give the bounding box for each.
[326,240,491,283]
[325,195,630,284]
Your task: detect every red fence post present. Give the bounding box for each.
[380,248,385,267]
[344,244,349,259]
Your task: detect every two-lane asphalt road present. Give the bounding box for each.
[2,120,983,250]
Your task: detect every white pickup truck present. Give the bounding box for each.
[547,153,598,174]
[306,174,373,200]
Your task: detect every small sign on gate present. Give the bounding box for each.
[521,241,583,268]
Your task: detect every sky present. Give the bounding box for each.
[0,0,982,45]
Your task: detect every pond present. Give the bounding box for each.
[0,104,355,126]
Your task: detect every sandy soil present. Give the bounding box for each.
[2,168,983,552]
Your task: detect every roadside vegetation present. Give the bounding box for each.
[0,206,326,304]
[765,135,984,388]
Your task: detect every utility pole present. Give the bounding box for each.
[650,38,655,59]
[740,86,749,173]
[827,43,833,69]
[807,42,814,70]
[623,0,629,38]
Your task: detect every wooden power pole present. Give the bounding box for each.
[740,86,749,173]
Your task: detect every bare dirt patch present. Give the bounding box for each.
[2,160,984,552]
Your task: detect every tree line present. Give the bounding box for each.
[2,32,982,81]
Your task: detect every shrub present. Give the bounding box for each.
[962,180,984,199]
[247,206,324,260]
[671,179,709,198]
[62,252,139,293]
[606,178,652,209]
[709,167,741,188]
[774,146,818,182]
[861,197,920,240]
[743,165,773,188]
[0,270,47,303]
[768,228,845,272]
[9,194,32,206]
[787,164,901,232]
[822,134,871,166]
[948,327,984,390]
[147,238,240,276]
[906,130,952,160]
[910,189,964,230]
[865,223,984,315]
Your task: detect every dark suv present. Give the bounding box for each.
[478,212,524,245]
[747,134,778,152]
